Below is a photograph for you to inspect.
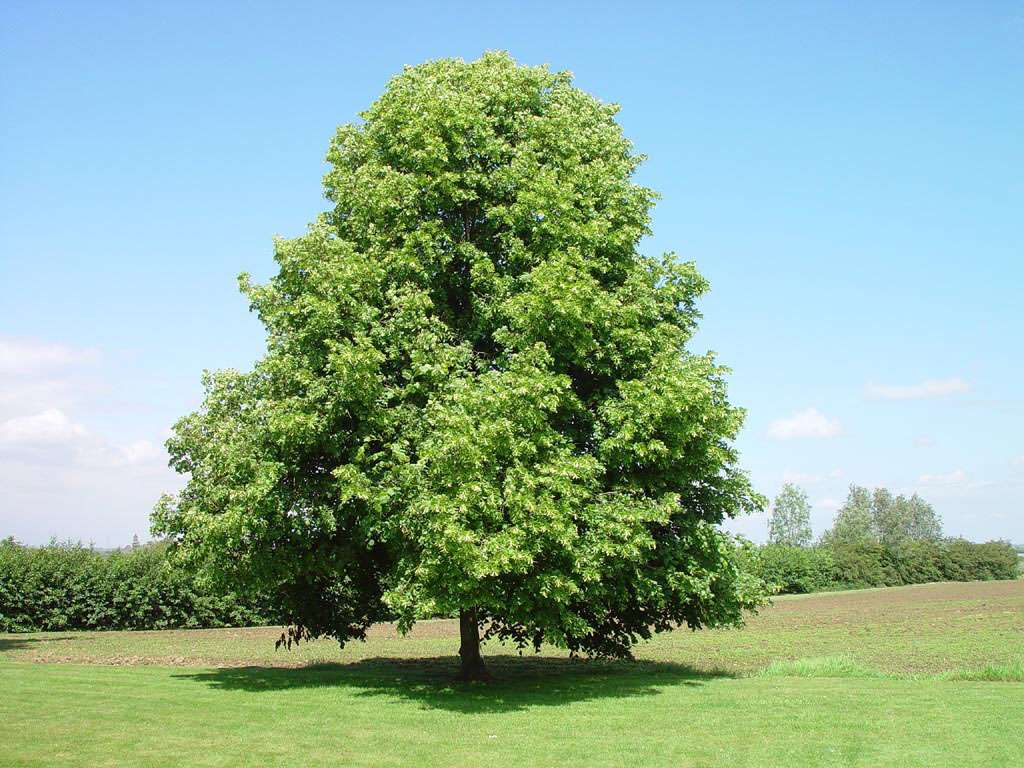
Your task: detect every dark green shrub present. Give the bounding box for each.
[745,539,1017,596]
[0,539,277,633]
[889,540,946,585]
[816,543,896,589]
[754,545,836,594]
[941,539,1018,581]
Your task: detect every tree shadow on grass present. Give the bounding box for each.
[0,635,83,653]
[0,637,38,653]
[176,655,733,713]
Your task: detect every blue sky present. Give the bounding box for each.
[2,1,1021,546]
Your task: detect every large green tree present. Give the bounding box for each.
[153,52,765,680]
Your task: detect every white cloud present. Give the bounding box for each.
[866,377,970,401]
[816,498,841,511]
[768,408,842,440]
[782,468,843,485]
[77,438,167,469]
[918,469,968,487]
[0,408,167,469]
[121,440,164,465]
[1012,455,1024,468]
[0,377,77,416]
[0,338,105,422]
[913,436,937,448]
[0,337,99,375]
[0,408,86,444]
[0,336,175,545]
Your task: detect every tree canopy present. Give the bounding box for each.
[768,484,813,547]
[823,485,942,548]
[152,52,765,679]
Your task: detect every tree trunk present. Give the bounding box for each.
[458,608,489,681]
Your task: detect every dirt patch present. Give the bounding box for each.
[773,580,1023,611]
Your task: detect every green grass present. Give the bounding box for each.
[757,654,886,679]
[2,580,1023,767]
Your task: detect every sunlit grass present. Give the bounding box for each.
[2,580,1023,767]
[940,659,1024,683]
[757,654,886,679]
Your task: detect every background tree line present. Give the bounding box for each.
[0,484,1014,633]
[1,522,1017,633]
[769,483,944,549]
[754,483,1018,594]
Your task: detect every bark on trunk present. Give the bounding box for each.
[458,608,489,681]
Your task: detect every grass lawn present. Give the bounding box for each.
[2,580,1023,767]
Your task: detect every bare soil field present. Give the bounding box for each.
[3,579,1021,677]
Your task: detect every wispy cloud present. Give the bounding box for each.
[782,469,843,485]
[0,407,165,468]
[0,336,176,544]
[0,338,106,422]
[768,408,842,440]
[913,436,936,448]
[816,498,841,511]
[918,469,968,487]
[0,337,99,375]
[0,408,87,444]
[866,377,969,401]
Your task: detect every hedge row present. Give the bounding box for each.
[749,539,1020,595]
[0,540,277,633]
[2,537,1018,632]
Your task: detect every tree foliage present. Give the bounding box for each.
[767,483,813,547]
[152,53,765,672]
[822,485,942,547]
[823,485,875,546]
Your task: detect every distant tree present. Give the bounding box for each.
[152,52,766,680]
[822,485,876,546]
[823,485,942,547]
[901,494,943,543]
[870,488,901,547]
[768,484,813,547]
[872,489,942,547]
